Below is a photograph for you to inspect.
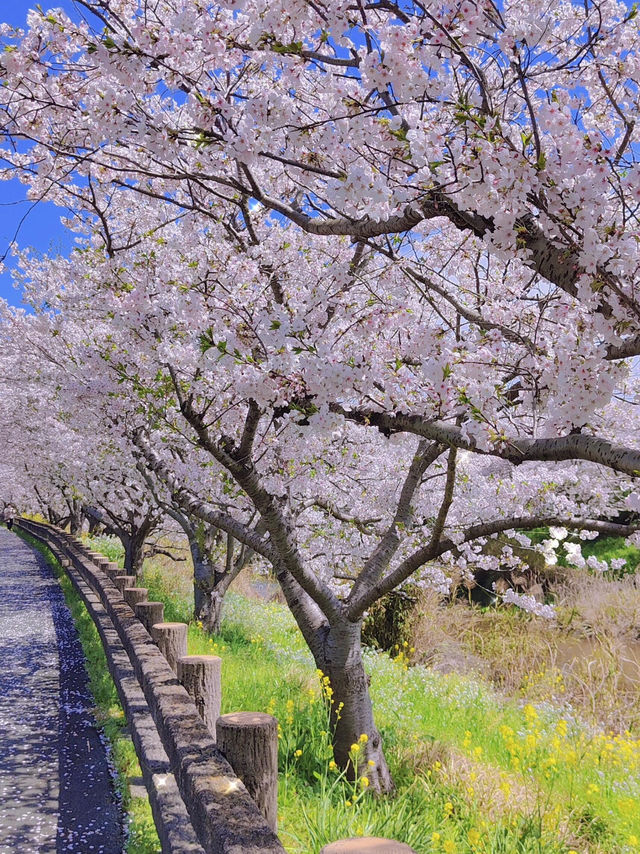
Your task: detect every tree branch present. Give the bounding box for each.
[331,405,640,478]
[352,514,640,616]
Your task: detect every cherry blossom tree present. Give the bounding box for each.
[2,0,640,354]
[1,0,640,792]
[2,191,638,791]
[139,462,263,630]
[0,300,166,571]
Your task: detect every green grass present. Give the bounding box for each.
[580,535,640,575]
[86,534,126,567]
[526,528,640,577]
[75,534,640,853]
[15,529,161,854]
[137,573,640,854]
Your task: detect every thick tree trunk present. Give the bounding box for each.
[123,531,147,578]
[320,618,394,794]
[68,499,84,535]
[266,566,394,789]
[46,506,60,525]
[87,515,104,535]
[191,546,212,619]
[204,589,224,634]
[189,528,243,629]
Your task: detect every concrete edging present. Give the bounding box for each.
[16,519,284,854]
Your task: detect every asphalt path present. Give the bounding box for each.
[0,526,124,853]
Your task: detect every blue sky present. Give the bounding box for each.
[0,1,80,307]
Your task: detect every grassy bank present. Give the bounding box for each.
[17,530,161,854]
[138,557,640,854]
[84,533,640,853]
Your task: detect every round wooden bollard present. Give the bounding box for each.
[106,561,121,573]
[216,712,278,831]
[135,601,165,634]
[106,567,123,582]
[320,840,416,854]
[177,655,221,737]
[114,574,136,593]
[124,587,148,610]
[151,623,188,673]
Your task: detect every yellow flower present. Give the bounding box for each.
[360,776,369,788]
[444,801,454,815]
[367,759,375,767]
[431,832,441,843]
[359,733,369,744]
[328,760,337,771]
[350,743,361,754]
[443,841,456,854]
[468,828,481,846]
[294,749,302,758]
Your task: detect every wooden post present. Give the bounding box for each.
[124,587,148,609]
[216,712,278,831]
[320,841,416,853]
[106,567,123,582]
[106,561,121,573]
[151,623,188,673]
[135,601,165,634]
[114,574,136,594]
[177,655,221,737]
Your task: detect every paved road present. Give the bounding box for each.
[0,526,124,853]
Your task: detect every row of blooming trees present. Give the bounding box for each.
[1,0,640,791]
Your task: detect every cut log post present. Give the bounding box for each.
[94,556,111,571]
[106,561,121,573]
[114,575,136,594]
[177,655,221,737]
[216,712,278,831]
[151,623,188,673]
[320,841,416,854]
[106,567,123,582]
[124,587,148,610]
[135,601,165,634]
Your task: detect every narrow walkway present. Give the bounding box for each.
[0,526,124,853]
